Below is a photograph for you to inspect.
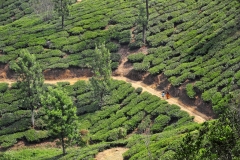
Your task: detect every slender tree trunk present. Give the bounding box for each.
[60,0,64,28]
[61,134,66,155]
[142,24,146,45]
[145,128,152,160]
[31,109,35,129]
[28,80,35,128]
[62,15,64,28]
[143,0,149,45]
[146,0,149,21]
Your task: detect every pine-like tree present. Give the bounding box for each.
[53,0,70,28]
[89,43,112,108]
[13,49,44,128]
[137,1,148,45]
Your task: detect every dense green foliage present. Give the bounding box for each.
[53,0,70,28]
[89,43,112,107]
[0,0,135,70]
[175,109,240,160]
[12,49,44,128]
[0,80,196,159]
[42,86,78,155]
[1,0,239,110]
[139,0,240,112]
[1,0,240,159]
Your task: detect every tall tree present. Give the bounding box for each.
[13,49,44,128]
[175,109,240,160]
[89,43,112,108]
[42,87,78,155]
[145,0,149,21]
[137,1,148,45]
[1,0,5,9]
[53,0,70,28]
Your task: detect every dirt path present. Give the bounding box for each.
[112,76,209,123]
[95,147,129,160]
[0,45,209,124]
[0,76,209,123]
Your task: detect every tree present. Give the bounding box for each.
[145,0,149,21]
[175,109,240,160]
[42,86,78,155]
[53,0,70,28]
[13,49,44,128]
[30,0,55,21]
[137,0,149,45]
[89,43,112,108]
[1,0,5,9]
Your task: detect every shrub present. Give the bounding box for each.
[111,62,119,70]
[0,118,31,136]
[0,132,25,148]
[110,117,127,129]
[0,110,31,127]
[3,90,18,103]
[80,31,99,41]
[133,62,150,71]
[149,64,166,75]
[106,42,119,52]
[151,114,171,133]
[127,101,146,116]
[124,111,145,131]
[111,53,121,63]
[235,70,240,80]
[69,27,85,35]
[137,115,151,133]
[0,83,8,92]
[26,46,44,54]
[201,88,217,102]
[135,87,143,94]
[107,127,127,141]
[128,53,145,62]
[144,102,162,114]
[0,103,18,114]
[186,83,196,98]
[24,129,49,142]
[211,92,222,105]
[128,41,142,50]
[121,93,138,106]
[118,30,130,43]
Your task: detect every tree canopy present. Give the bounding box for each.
[42,86,78,155]
[89,43,112,108]
[12,49,44,128]
[53,0,70,28]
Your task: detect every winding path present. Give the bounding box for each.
[0,75,209,123]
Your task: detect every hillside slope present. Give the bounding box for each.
[0,0,240,114]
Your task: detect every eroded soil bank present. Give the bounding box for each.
[0,66,212,122]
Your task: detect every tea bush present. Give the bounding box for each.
[128,53,145,63]
[0,83,8,93]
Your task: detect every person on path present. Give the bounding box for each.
[166,91,170,99]
[161,91,165,99]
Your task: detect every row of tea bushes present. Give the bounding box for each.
[127,0,240,112]
[0,0,140,71]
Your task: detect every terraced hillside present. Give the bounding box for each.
[0,80,199,159]
[0,0,138,70]
[136,0,240,114]
[0,0,240,114]
[0,0,240,159]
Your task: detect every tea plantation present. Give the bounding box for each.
[0,0,239,112]
[0,80,198,159]
[1,0,240,159]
